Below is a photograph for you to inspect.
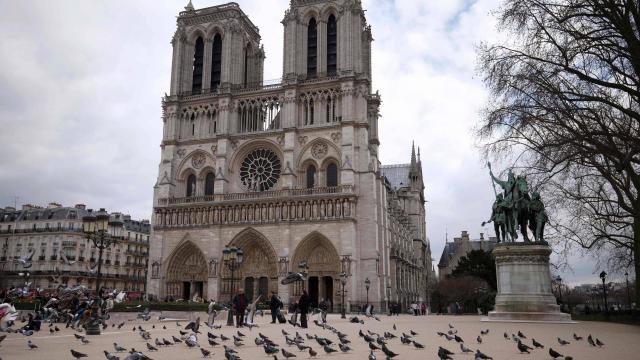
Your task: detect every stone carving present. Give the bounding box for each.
[278,256,290,276]
[151,260,161,279]
[311,142,328,159]
[191,153,206,169]
[230,139,239,150]
[330,132,341,143]
[298,136,308,146]
[276,134,285,145]
[211,145,217,155]
[177,149,187,158]
[208,258,218,278]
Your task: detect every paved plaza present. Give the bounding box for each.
[1,312,639,359]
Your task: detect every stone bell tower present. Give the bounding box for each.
[281,0,373,81]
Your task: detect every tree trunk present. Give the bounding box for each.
[635,216,640,310]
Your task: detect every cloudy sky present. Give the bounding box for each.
[0,0,611,285]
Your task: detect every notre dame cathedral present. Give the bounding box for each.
[147,0,433,311]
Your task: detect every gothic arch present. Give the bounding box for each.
[186,26,207,44]
[164,239,208,300]
[176,150,215,180]
[205,25,225,41]
[296,137,341,169]
[291,231,340,274]
[302,9,321,25]
[222,228,279,301]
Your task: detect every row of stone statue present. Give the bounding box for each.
[482,163,548,243]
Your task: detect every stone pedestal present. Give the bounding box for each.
[484,243,572,323]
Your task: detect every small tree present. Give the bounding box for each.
[450,250,497,290]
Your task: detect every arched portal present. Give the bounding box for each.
[164,240,208,300]
[222,228,278,302]
[291,232,340,308]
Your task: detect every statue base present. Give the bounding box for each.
[482,243,573,323]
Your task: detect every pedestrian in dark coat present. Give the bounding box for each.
[269,291,282,324]
[298,289,310,328]
[232,288,247,327]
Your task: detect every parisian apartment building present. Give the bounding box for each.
[0,203,150,294]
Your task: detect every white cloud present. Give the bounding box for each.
[0,0,599,284]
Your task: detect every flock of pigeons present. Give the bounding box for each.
[0,304,611,360]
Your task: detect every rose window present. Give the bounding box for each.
[240,148,281,192]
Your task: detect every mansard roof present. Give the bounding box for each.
[380,164,411,190]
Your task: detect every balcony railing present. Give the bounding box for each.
[0,228,83,235]
[158,185,354,206]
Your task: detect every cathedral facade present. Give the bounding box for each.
[147,0,433,311]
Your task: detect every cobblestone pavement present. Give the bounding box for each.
[0,312,638,359]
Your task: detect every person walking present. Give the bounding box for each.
[207,299,217,326]
[232,288,247,327]
[298,289,309,328]
[269,291,282,324]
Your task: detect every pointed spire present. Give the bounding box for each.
[411,141,416,165]
[185,0,194,11]
[417,147,421,163]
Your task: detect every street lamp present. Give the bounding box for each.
[82,209,122,335]
[386,284,391,315]
[364,278,371,309]
[223,246,243,326]
[625,272,631,311]
[600,271,608,316]
[340,272,348,319]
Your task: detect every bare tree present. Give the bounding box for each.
[477,0,640,305]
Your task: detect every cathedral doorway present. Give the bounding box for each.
[291,232,340,308]
[164,240,208,300]
[223,228,278,302]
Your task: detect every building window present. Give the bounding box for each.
[186,174,197,197]
[306,165,316,189]
[205,172,215,196]
[326,163,338,187]
[243,44,250,87]
[240,148,281,192]
[191,36,204,93]
[327,14,337,75]
[211,33,222,90]
[307,18,317,76]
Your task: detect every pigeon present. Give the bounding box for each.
[282,329,289,336]
[27,340,38,349]
[448,324,454,329]
[480,329,489,335]
[74,333,84,340]
[454,335,464,343]
[517,339,532,353]
[163,338,173,346]
[237,331,245,337]
[368,350,376,360]
[477,335,482,344]
[201,348,212,357]
[412,341,424,349]
[185,317,201,333]
[338,343,351,352]
[532,338,544,348]
[596,338,604,347]
[517,330,526,338]
[460,343,473,353]
[323,345,337,354]
[114,343,127,352]
[549,348,563,359]
[103,350,120,360]
[17,249,35,268]
[437,347,453,360]
[220,334,230,341]
[557,337,570,345]
[309,347,317,357]
[172,335,183,343]
[71,349,88,359]
[573,333,583,341]
[282,348,297,359]
[503,332,509,340]
[368,342,380,351]
[209,339,220,347]
[381,344,398,358]
[81,337,90,345]
[475,349,493,359]
[410,330,418,336]
[146,343,158,351]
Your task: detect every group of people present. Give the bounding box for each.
[410,302,429,315]
[228,288,314,328]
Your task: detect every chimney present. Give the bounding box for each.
[47,202,62,209]
[75,204,86,210]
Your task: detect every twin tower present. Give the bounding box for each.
[149,1,431,310]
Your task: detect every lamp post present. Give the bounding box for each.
[340,272,347,319]
[600,271,608,316]
[625,272,631,310]
[364,278,370,309]
[223,246,243,326]
[386,284,391,315]
[82,209,122,335]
